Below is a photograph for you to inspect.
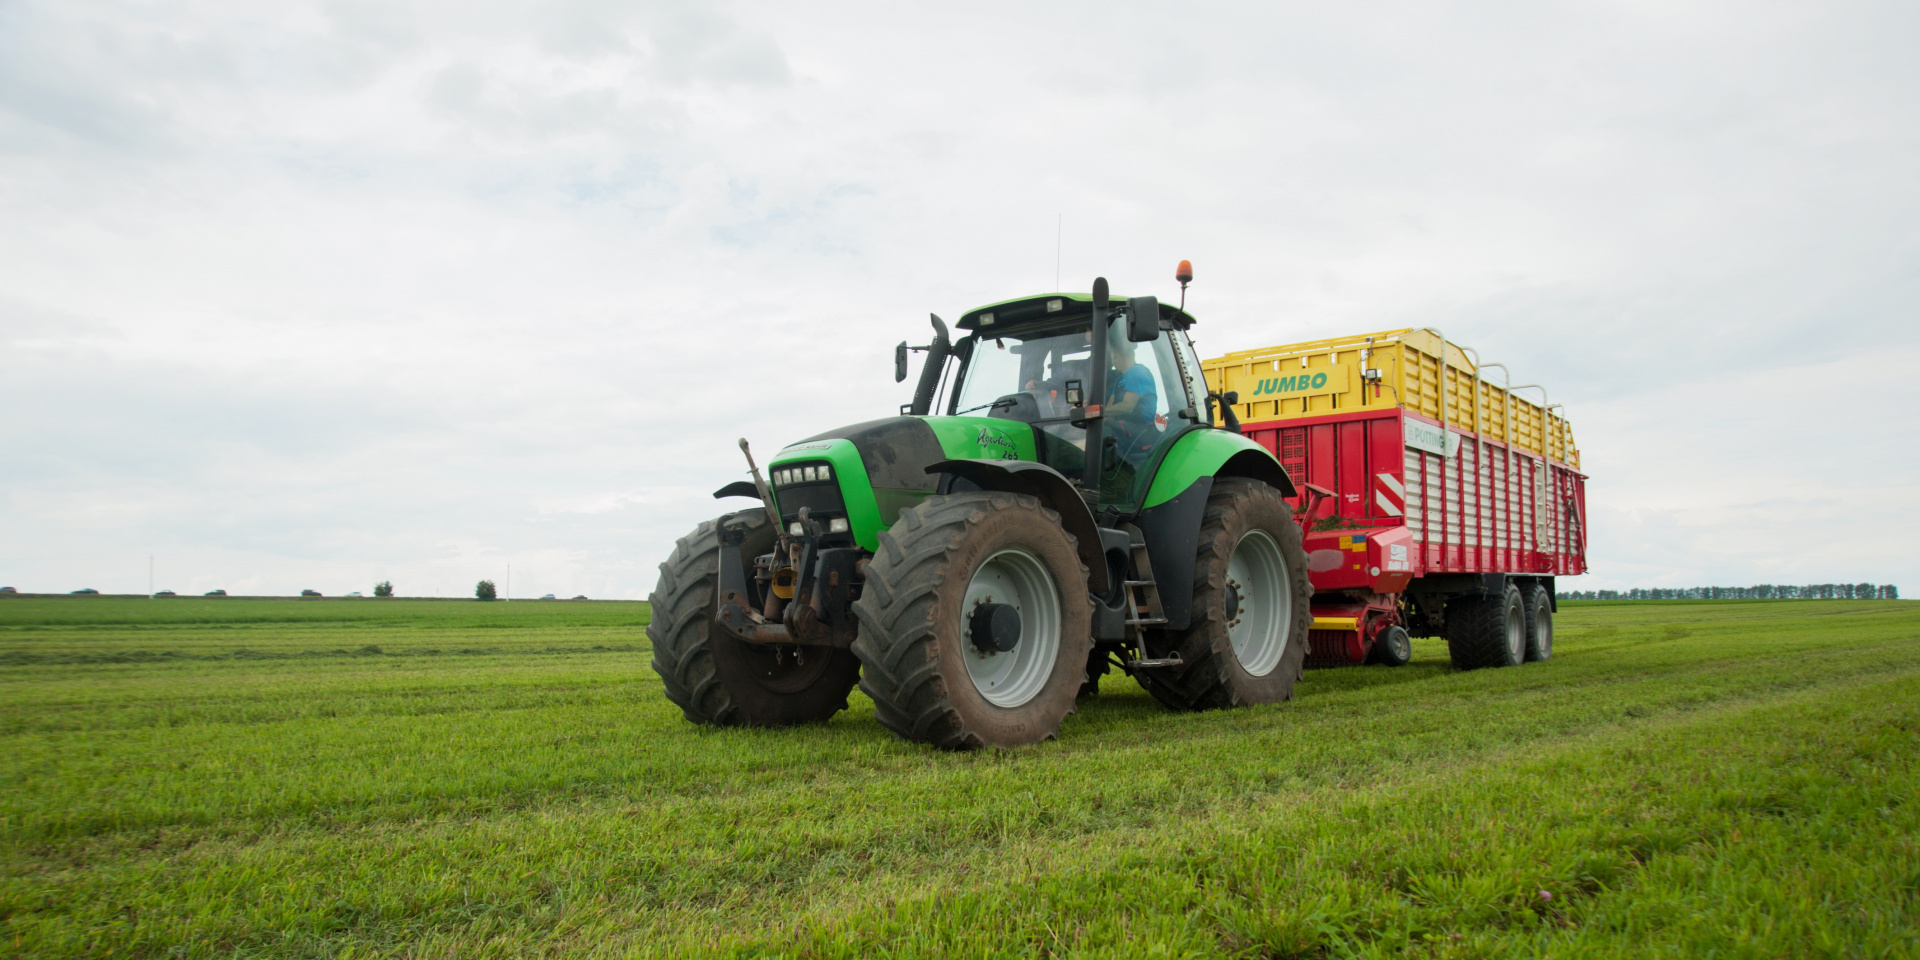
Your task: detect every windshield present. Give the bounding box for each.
[953,326,1092,418]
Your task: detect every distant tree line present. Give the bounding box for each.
[1563,584,1898,601]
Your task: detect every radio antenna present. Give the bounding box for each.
[1055,215,1062,290]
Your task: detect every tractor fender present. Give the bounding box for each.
[925,459,1109,596]
[1142,428,1295,508]
[1133,476,1211,631]
[712,480,761,500]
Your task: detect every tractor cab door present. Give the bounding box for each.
[1091,314,1210,511]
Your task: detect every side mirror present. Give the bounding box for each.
[894,341,909,383]
[1126,296,1160,342]
[1223,390,1238,405]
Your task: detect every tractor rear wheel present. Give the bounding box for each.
[1135,479,1312,711]
[647,511,861,726]
[851,492,1093,749]
[1444,581,1526,670]
[1523,583,1553,661]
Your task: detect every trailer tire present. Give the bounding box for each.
[1444,582,1526,670]
[647,512,861,726]
[1135,479,1313,711]
[851,492,1093,750]
[1523,583,1553,662]
[1370,625,1413,667]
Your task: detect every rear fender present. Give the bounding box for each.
[1143,429,1295,509]
[925,458,1108,596]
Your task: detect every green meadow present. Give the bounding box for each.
[2,595,1916,958]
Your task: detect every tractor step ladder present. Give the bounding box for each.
[1122,534,1182,669]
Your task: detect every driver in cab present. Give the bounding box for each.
[1103,323,1157,465]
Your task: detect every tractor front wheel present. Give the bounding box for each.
[1135,479,1313,711]
[647,511,861,726]
[852,492,1093,749]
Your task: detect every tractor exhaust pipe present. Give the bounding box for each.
[907,314,950,416]
[1084,277,1110,491]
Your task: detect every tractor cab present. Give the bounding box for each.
[935,290,1213,510]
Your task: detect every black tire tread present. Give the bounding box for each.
[851,492,1085,750]
[646,514,758,725]
[1523,582,1553,662]
[1445,583,1524,670]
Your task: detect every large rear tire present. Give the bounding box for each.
[1445,581,1526,670]
[1135,479,1313,711]
[852,492,1093,750]
[647,511,861,726]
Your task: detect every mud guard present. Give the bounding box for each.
[712,480,761,500]
[925,459,1109,596]
[1133,476,1211,631]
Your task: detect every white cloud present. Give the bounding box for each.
[1,0,1916,596]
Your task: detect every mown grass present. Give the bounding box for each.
[1,596,1916,958]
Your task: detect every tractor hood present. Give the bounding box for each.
[769,415,1038,549]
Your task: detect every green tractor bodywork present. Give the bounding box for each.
[652,279,1312,749]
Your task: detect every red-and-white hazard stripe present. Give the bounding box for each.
[1374,472,1405,517]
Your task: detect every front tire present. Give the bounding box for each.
[852,492,1093,749]
[647,512,861,726]
[1135,479,1313,711]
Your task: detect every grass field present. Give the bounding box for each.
[2,595,1916,958]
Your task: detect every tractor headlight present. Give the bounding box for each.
[789,522,804,536]
[828,517,849,533]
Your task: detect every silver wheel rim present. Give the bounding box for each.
[961,548,1062,708]
[1226,529,1290,677]
[1507,599,1526,662]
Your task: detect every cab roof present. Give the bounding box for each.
[955,292,1197,333]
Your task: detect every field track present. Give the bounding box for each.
[3,596,1917,958]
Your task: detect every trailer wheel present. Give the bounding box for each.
[851,492,1093,749]
[1370,625,1413,667]
[1135,479,1313,711]
[1523,584,1553,662]
[647,512,861,726]
[1444,582,1526,670]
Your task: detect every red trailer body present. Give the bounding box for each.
[1206,329,1587,666]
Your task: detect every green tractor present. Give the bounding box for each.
[648,272,1313,748]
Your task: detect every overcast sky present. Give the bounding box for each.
[2,0,1915,598]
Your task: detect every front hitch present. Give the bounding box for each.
[714,511,860,648]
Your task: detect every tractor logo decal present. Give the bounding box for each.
[975,427,1018,459]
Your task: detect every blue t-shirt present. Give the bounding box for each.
[1107,363,1158,460]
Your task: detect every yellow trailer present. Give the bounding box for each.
[1201,328,1579,469]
